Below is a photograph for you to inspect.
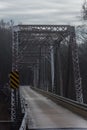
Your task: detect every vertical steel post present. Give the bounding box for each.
[33,66,37,87]
[36,60,39,88]
[50,45,55,92]
[57,44,63,96]
[11,27,16,122]
[11,26,19,124]
[70,27,83,103]
[38,46,41,88]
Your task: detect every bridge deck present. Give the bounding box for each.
[20,86,87,129]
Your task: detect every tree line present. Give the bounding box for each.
[0,20,12,87]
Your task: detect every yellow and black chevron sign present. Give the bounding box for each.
[10,71,19,89]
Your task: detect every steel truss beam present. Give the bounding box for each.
[12,25,83,124]
[11,28,18,122]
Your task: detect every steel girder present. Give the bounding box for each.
[11,27,19,122]
[11,25,83,123]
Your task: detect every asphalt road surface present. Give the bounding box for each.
[20,86,87,129]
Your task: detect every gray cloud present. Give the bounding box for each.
[0,0,83,25]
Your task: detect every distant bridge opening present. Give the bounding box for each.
[19,67,33,85]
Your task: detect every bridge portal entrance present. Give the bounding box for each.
[12,25,83,102]
[11,25,83,124]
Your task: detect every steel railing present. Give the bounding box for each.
[19,93,28,130]
[31,87,87,119]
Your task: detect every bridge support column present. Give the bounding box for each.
[11,27,18,123]
[11,26,23,129]
[70,27,83,103]
[50,45,55,92]
[54,42,63,96]
[34,66,37,88]
[57,44,63,96]
[36,65,39,88]
[38,46,41,88]
[33,63,39,88]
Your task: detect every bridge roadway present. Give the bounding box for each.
[20,86,87,129]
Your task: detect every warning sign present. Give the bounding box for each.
[10,71,19,89]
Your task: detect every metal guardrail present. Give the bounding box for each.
[19,112,28,130]
[19,87,87,130]
[31,87,87,119]
[19,93,28,130]
[20,95,26,113]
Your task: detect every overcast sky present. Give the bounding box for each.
[0,0,84,25]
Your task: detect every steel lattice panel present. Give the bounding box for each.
[12,25,83,103]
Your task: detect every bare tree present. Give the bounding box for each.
[82,0,87,20]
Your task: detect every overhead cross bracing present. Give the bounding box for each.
[13,25,70,66]
[11,25,84,124]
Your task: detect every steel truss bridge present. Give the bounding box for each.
[11,25,86,130]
